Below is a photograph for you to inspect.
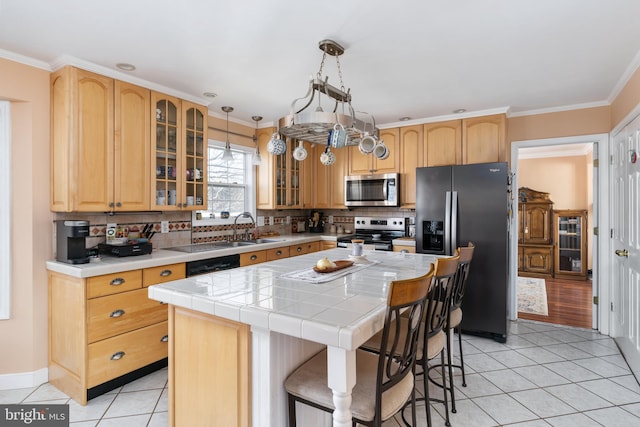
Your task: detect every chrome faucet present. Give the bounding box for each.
[233,212,255,241]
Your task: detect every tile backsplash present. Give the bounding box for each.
[53,207,415,256]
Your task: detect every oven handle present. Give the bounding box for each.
[383,180,388,200]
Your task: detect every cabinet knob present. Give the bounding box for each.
[160,335,169,342]
[109,202,114,208]
[250,255,257,260]
[297,247,302,252]
[276,250,282,256]
[110,278,125,286]
[524,227,529,234]
[110,351,125,361]
[110,309,125,318]
[160,269,172,277]
[116,202,122,207]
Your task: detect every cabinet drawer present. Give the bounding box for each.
[266,246,289,261]
[240,250,267,266]
[289,241,320,257]
[87,288,167,343]
[87,321,168,388]
[143,263,186,287]
[320,241,337,250]
[87,270,142,299]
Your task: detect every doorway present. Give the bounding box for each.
[509,134,610,332]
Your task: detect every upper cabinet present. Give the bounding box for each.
[424,120,462,167]
[348,128,399,175]
[462,114,506,164]
[399,125,423,208]
[51,66,150,212]
[314,145,348,209]
[50,66,206,212]
[150,93,207,211]
[256,132,310,209]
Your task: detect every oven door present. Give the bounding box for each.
[344,173,399,207]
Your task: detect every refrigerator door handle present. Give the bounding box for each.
[445,191,452,255]
[451,191,458,255]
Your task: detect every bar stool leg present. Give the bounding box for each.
[446,326,457,413]
[457,324,467,387]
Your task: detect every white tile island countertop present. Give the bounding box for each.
[148,248,438,427]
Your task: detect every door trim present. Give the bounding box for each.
[509,133,610,334]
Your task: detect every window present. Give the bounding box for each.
[194,141,255,223]
[0,101,10,319]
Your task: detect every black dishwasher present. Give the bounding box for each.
[186,254,240,276]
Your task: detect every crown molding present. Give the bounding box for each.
[0,48,51,71]
[379,106,511,129]
[608,48,640,104]
[509,100,610,118]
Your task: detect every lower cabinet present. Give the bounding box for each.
[48,263,184,405]
[169,306,250,427]
[392,245,416,253]
[519,246,554,277]
[240,250,267,266]
[289,241,320,256]
[320,240,337,250]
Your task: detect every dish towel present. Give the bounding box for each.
[279,260,380,284]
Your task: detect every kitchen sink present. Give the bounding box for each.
[246,238,284,244]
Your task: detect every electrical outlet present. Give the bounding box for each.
[257,216,265,226]
[286,215,291,224]
[107,223,117,230]
[328,215,334,224]
[161,221,169,233]
[269,216,274,225]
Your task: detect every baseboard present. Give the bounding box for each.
[0,368,48,390]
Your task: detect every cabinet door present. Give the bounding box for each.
[330,147,348,208]
[554,210,588,279]
[182,102,208,210]
[462,114,506,164]
[301,142,315,208]
[424,120,461,166]
[400,125,423,208]
[314,145,331,209]
[114,81,150,211]
[349,145,373,174]
[521,246,553,275]
[286,142,303,208]
[374,128,399,173]
[256,127,276,209]
[67,68,114,211]
[523,203,552,244]
[151,92,181,210]
[240,250,267,266]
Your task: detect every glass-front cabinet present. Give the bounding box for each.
[182,102,207,209]
[554,210,588,279]
[275,142,301,207]
[151,92,207,210]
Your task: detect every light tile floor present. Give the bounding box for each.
[1,320,638,426]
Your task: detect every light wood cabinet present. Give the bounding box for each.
[462,114,506,164]
[554,210,588,279]
[424,120,462,167]
[392,245,416,253]
[240,250,267,266]
[320,240,337,250]
[518,188,554,277]
[48,263,184,404]
[314,145,349,209]
[289,241,320,257]
[349,128,399,175]
[267,246,290,261]
[169,306,250,427]
[255,129,310,209]
[151,94,207,210]
[399,125,423,208]
[51,66,115,212]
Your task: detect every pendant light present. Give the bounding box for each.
[221,106,234,162]
[251,115,262,165]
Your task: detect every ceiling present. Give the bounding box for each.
[2,0,640,128]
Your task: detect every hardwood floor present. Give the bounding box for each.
[518,276,593,329]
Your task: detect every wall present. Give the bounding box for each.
[611,66,640,127]
[0,58,51,380]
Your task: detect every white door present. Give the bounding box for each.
[611,114,640,377]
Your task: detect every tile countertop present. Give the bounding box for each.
[45,234,339,278]
[148,249,438,350]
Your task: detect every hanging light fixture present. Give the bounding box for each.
[221,106,234,162]
[251,115,262,165]
[278,39,379,148]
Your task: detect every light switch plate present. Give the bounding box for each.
[328,215,334,224]
[269,216,274,225]
[257,216,265,226]
[161,221,169,233]
[286,216,291,224]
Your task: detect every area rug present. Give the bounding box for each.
[517,276,548,316]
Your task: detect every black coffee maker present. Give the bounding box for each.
[55,220,90,264]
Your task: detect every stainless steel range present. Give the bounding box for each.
[336,217,408,251]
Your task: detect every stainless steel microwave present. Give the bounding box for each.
[344,173,400,207]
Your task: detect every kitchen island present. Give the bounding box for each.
[148,248,438,427]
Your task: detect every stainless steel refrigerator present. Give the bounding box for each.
[416,162,510,342]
